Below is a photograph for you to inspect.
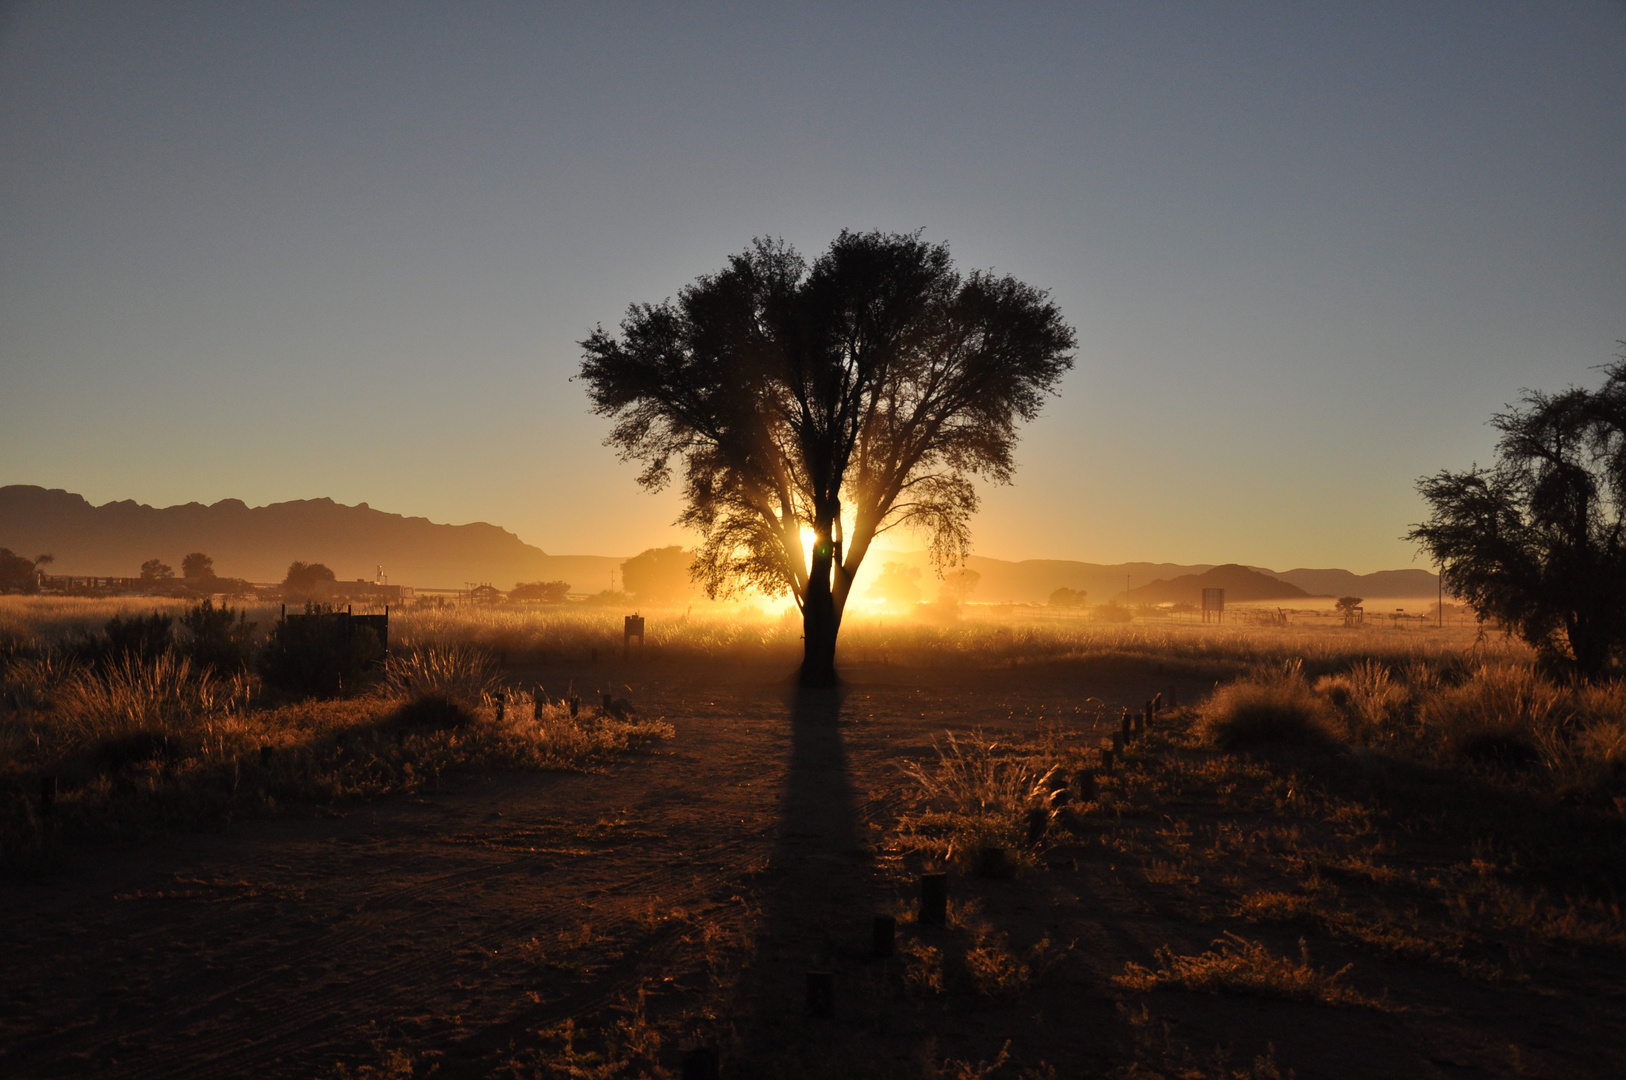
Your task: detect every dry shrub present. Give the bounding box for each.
[0,649,670,869]
[1199,669,1343,751]
[1114,933,1383,1009]
[1420,663,1563,768]
[382,643,498,705]
[1315,659,1409,743]
[961,926,1051,998]
[897,731,1061,869]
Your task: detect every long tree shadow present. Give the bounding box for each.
[727,683,889,1075]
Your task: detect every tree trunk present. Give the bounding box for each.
[801,592,840,686]
[800,532,842,686]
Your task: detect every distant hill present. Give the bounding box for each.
[1123,563,1312,605]
[0,484,1440,601]
[1266,567,1438,599]
[862,552,1437,604]
[0,485,621,591]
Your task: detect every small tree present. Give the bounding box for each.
[282,560,337,599]
[140,558,174,581]
[1048,587,1086,608]
[620,546,696,606]
[866,562,922,609]
[938,567,981,605]
[182,552,216,580]
[0,548,37,592]
[1409,353,1626,678]
[510,580,571,603]
[1334,596,1364,628]
[580,230,1075,684]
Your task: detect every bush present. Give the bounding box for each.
[102,612,174,665]
[178,599,256,673]
[258,604,384,698]
[1420,663,1561,768]
[382,643,497,705]
[1200,667,1343,750]
[1314,659,1409,744]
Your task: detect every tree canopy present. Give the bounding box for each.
[282,560,337,599]
[0,548,37,591]
[140,558,174,581]
[620,546,696,606]
[1409,353,1626,678]
[182,552,215,580]
[510,580,571,603]
[580,230,1075,682]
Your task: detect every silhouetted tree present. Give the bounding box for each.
[866,562,922,608]
[620,546,696,606]
[182,552,216,580]
[139,558,174,581]
[938,567,981,604]
[580,231,1075,684]
[1409,353,1626,678]
[0,548,37,592]
[510,580,571,603]
[282,560,337,599]
[1048,586,1087,608]
[1334,596,1363,627]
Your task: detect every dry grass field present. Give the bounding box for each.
[3,596,1624,1078]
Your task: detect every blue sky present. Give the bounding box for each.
[2,2,1623,572]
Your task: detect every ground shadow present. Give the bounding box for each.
[725,683,897,1075]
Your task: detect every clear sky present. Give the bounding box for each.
[2,2,1622,574]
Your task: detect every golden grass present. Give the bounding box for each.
[0,642,672,870]
[1198,666,1345,750]
[0,594,1525,677]
[895,731,1062,871]
[1113,933,1385,1009]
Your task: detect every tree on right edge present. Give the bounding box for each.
[1409,351,1626,679]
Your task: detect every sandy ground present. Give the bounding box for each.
[2,657,1623,1078]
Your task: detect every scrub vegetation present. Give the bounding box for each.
[4,594,1625,1077]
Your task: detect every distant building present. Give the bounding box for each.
[468,584,504,605]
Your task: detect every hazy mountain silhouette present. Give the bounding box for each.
[1266,566,1438,598]
[865,552,1436,604]
[0,486,620,590]
[1120,563,1313,605]
[1,484,1439,600]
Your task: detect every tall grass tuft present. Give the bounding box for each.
[897,732,1061,870]
[1199,665,1344,750]
[1419,663,1562,768]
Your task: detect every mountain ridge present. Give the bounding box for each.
[0,485,1439,600]
[0,485,621,591]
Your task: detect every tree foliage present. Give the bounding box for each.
[182,552,215,580]
[620,546,695,606]
[937,567,981,604]
[1048,587,1087,608]
[867,562,923,608]
[0,548,38,591]
[1409,354,1626,678]
[282,560,337,599]
[510,580,571,603]
[139,558,174,581]
[579,230,1075,681]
